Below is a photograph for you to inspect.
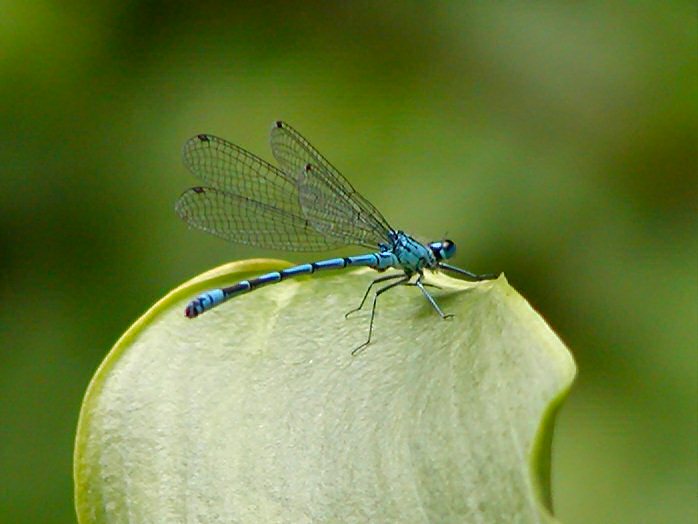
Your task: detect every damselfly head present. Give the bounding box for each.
[429,239,456,261]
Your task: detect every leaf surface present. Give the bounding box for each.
[75,259,575,523]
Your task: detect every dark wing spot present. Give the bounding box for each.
[197,134,210,142]
[193,186,205,194]
[275,121,283,128]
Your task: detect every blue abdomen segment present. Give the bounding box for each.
[184,252,398,318]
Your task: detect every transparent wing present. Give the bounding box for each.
[183,134,299,212]
[177,134,346,251]
[269,121,394,247]
[175,186,344,252]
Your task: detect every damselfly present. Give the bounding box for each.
[176,121,496,354]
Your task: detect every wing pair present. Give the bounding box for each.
[175,121,393,252]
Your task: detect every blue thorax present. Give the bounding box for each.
[383,231,457,275]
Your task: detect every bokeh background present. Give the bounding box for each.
[1,2,695,522]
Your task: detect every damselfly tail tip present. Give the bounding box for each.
[184,303,200,318]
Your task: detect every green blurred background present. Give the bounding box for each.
[1,2,695,522]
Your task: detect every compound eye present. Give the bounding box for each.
[442,239,456,259]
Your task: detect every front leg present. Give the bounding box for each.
[438,262,498,281]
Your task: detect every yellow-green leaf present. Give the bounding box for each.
[74,259,575,523]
